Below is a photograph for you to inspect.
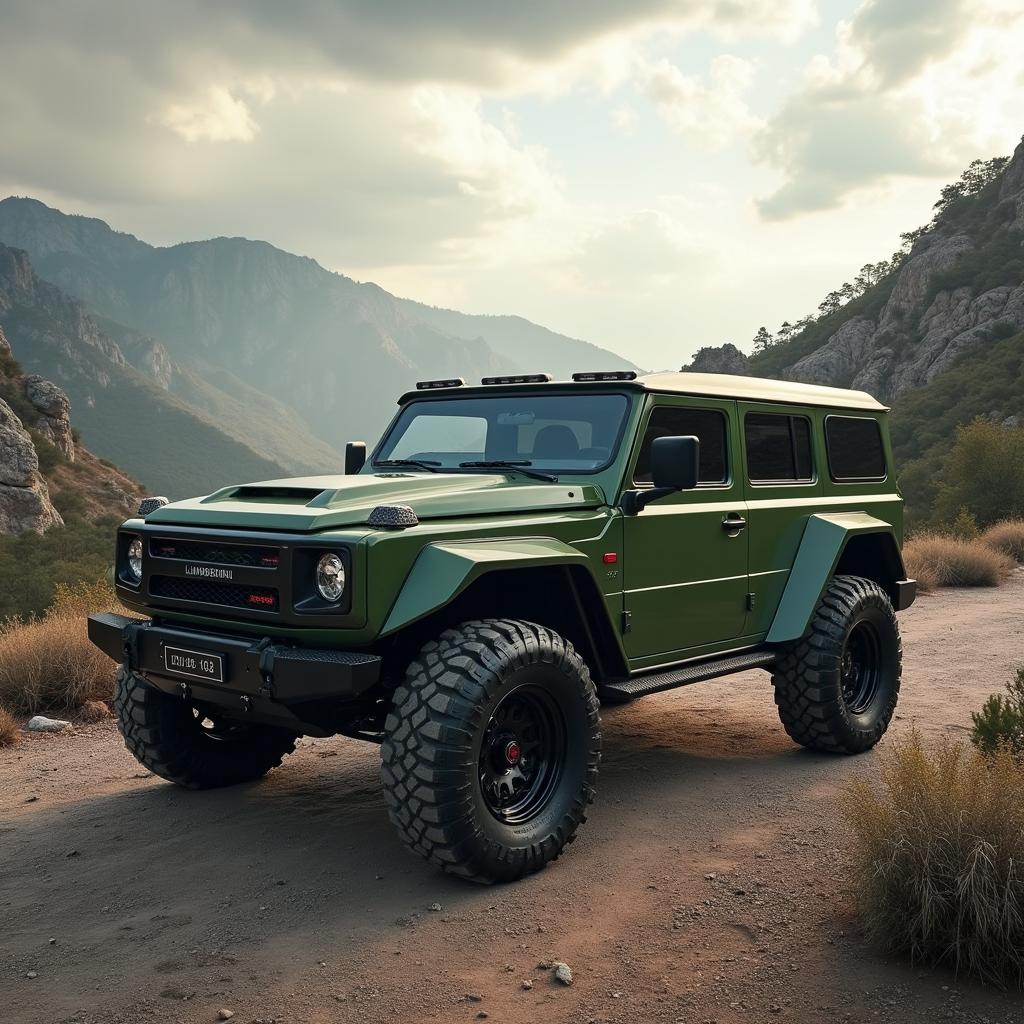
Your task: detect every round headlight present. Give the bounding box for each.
[127,537,143,581]
[316,552,345,602]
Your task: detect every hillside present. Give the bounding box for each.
[0,244,291,497]
[0,199,638,454]
[686,135,1024,522]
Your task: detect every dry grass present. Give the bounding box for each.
[0,704,19,747]
[0,579,119,715]
[845,731,1024,987]
[982,519,1024,563]
[903,532,1014,590]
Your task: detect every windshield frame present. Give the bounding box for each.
[369,388,635,477]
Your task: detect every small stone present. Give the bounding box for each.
[27,715,71,732]
[522,980,533,990]
[25,795,39,803]
[553,962,573,986]
[217,1011,235,1021]
[26,972,38,979]
[466,993,484,1002]
[537,960,553,970]
[48,938,56,945]
[430,902,443,912]
[704,873,716,881]
[477,1014,488,1020]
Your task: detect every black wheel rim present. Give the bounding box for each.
[478,685,566,825]
[841,620,882,714]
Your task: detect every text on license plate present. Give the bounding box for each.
[163,645,224,683]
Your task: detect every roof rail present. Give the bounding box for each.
[480,373,552,385]
[571,371,637,382]
[415,377,465,390]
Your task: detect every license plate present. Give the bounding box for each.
[163,645,224,683]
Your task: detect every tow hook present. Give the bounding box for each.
[178,682,191,702]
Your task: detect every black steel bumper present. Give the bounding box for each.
[88,613,382,717]
[893,578,917,611]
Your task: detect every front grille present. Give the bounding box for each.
[149,537,281,568]
[150,575,279,612]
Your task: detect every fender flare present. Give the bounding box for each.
[766,512,909,644]
[381,537,606,638]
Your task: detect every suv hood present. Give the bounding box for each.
[144,472,608,532]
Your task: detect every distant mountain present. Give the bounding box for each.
[0,244,290,497]
[685,135,1024,521]
[0,199,637,462]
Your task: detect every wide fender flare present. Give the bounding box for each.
[381,537,598,638]
[766,512,907,644]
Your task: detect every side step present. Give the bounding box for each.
[597,649,777,704]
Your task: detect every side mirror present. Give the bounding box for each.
[345,441,367,475]
[651,435,699,491]
[622,435,699,515]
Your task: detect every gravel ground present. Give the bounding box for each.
[2,576,1024,1024]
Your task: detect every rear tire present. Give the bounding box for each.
[114,668,297,788]
[772,575,901,754]
[380,619,601,883]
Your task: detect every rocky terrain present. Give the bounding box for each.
[0,325,138,535]
[2,577,1023,1024]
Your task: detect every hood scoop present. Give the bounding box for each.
[215,485,327,505]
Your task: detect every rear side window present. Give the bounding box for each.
[634,406,728,485]
[826,416,886,481]
[745,413,813,483]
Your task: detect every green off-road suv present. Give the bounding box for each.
[89,371,915,882]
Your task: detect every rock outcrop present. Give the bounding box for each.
[0,396,63,534]
[685,342,750,376]
[23,375,74,460]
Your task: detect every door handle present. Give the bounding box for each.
[722,514,747,532]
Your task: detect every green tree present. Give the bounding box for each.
[752,326,774,353]
[933,418,1024,527]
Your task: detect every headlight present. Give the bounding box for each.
[127,537,143,581]
[316,552,345,601]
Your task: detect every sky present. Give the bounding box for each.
[1,1,1022,370]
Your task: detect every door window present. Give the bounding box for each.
[633,406,728,485]
[745,413,813,483]
[825,416,886,481]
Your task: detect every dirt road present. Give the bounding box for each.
[3,577,1024,1024]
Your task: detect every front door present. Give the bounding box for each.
[621,398,749,667]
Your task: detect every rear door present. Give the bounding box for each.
[621,397,749,667]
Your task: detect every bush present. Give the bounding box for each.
[0,579,119,714]
[0,705,18,748]
[845,731,1024,987]
[982,519,1024,562]
[902,533,1014,589]
[972,667,1024,758]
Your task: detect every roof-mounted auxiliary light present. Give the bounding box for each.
[571,371,638,382]
[415,377,465,390]
[480,373,553,385]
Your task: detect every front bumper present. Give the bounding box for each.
[88,613,382,730]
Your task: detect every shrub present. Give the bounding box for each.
[972,667,1024,758]
[0,579,119,714]
[982,519,1024,563]
[902,532,1014,589]
[949,507,980,539]
[0,705,18,748]
[845,731,1024,987]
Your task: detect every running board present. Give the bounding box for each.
[598,650,777,704]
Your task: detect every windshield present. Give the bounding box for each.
[373,393,630,474]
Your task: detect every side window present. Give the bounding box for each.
[633,406,728,485]
[826,416,886,481]
[745,413,814,484]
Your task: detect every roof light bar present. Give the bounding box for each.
[415,377,465,390]
[480,373,553,385]
[571,371,638,382]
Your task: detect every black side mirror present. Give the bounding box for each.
[651,435,699,491]
[622,434,699,515]
[345,441,367,475]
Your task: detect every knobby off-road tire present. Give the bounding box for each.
[380,619,601,883]
[772,575,901,754]
[114,668,297,789]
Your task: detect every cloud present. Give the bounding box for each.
[639,54,760,148]
[157,86,261,143]
[754,0,1024,220]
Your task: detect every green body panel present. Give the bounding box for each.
[381,537,591,636]
[118,377,908,676]
[766,512,903,643]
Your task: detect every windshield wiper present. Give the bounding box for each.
[373,459,443,473]
[458,460,558,483]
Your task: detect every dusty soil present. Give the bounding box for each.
[3,578,1024,1024]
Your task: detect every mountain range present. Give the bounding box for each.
[0,199,635,496]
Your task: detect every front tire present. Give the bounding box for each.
[772,575,901,754]
[114,668,297,788]
[380,619,601,883]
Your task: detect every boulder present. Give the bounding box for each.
[23,375,75,460]
[0,397,63,534]
[685,343,750,375]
